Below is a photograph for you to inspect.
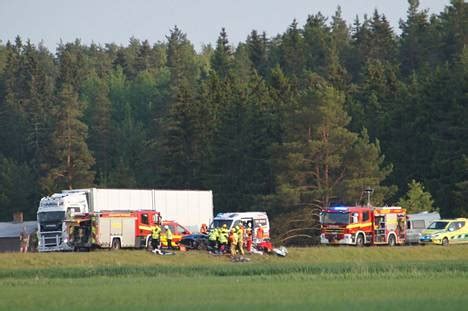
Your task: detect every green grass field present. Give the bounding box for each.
[1,246,467,311]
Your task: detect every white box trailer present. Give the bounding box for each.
[84,188,155,212]
[67,188,213,231]
[153,190,213,232]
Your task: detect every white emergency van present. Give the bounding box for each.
[210,212,270,239]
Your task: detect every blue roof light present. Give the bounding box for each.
[330,206,348,211]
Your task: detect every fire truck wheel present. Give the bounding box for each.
[356,234,364,247]
[442,237,449,246]
[388,235,396,247]
[111,238,121,250]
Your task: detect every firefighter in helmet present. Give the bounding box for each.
[236,225,245,256]
[151,223,161,252]
[218,224,228,253]
[164,225,173,250]
[229,228,238,256]
[208,227,219,252]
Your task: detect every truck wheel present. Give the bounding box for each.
[388,235,396,247]
[442,237,449,246]
[356,234,364,247]
[111,238,121,250]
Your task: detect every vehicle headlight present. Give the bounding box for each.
[63,238,68,243]
[432,234,439,239]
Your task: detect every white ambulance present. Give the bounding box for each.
[210,212,270,239]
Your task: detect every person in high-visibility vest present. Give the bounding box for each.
[218,224,228,253]
[164,225,173,250]
[229,228,238,256]
[236,225,245,256]
[208,228,219,251]
[256,225,264,241]
[151,224,161,251]
[246,223,253,252]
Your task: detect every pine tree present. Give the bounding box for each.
[134,40,152,73]
[209,72,279,212]
[56,40,88,92]
[351,59,399,140]
[130,69,158,128]
[350,14,372,76]
[342,129,395,204]
[330,6,350,57]
[166,26,199,101]
[246,30,268,77]
[232,43,253,82]
[23,42,56,175]
[158,83,198,188]
[42,84,95,192]
[114,37,141,80]
[82,73,112,183]
[156,26,201,187]
[303,12,330,74]
[211,28,233,79]
[110,100,146,188]
[0,38,28,161]
[351,11,398,70]
[279,19,305,78]
[438,0,465,63]
[274,82,393,244]
[325,42,350,91]
[369,11,398,63]
[399,0,431,75]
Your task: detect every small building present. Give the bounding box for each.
[0,221,37,252]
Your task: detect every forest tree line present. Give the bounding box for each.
[0,0,466,242]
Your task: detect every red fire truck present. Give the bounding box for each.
[320,206,407,246]
[66,210,162,250]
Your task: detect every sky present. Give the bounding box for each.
[0,0,450,52]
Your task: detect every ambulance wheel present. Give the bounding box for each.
[356,234,364,247]
[442,237,449,246]
[111,238,121,250]
[388,235,396,247]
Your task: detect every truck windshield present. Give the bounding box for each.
[37,211,65,223]
[427,221,449,230]
[211,219,233,229]
[321,212,350,225]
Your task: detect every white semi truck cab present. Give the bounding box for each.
[37,192,89,252]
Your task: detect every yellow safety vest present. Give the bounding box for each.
[152,226,161,239]
[166,228,173,240]
[209,229,218,241]
[218,229,228,243]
